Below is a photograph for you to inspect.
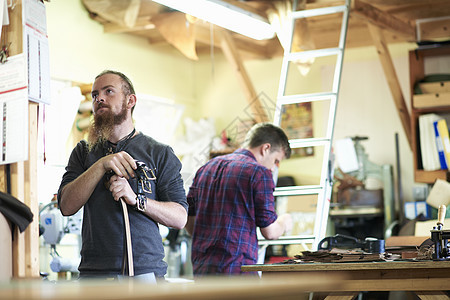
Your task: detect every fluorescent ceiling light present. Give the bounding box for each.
[152,0,276,40]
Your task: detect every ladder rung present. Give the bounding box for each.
[291,5,347,19]
[278,92,337,105]
[274,185,323,197]
[258,236,316,246]
[286,47,342,61]
[289,137,330,148]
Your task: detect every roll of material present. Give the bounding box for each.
[364,238,385,254]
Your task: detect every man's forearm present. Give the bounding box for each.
[59,160,106,216]
[260,213,293,240]
[145,200,187,229]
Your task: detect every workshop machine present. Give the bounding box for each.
[39,197,82,275]
[430,204,450,260]
[334,136,396,239]
[318,234,385,254]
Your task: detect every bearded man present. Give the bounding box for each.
[58,70,187,282]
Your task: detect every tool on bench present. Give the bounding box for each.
[430,204,450,260]
[318,234,385,254]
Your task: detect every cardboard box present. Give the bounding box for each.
[0,213,12,281]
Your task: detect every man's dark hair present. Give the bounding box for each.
[242,122,291,158]
[95,70,136,113]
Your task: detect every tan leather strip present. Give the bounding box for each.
[120,199,134,277]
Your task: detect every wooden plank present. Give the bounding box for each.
[219,29,269,123]
[0,274,346,299]
[11,162,25,278]
[367,23,412,149]
[415,291,450,300]
[414,169,447,184]
[418,17,450,41]
[194,24,280,60]
[23,102,39,278]
[0,165,7,192]
[5,0,27,280]
[11,107,40,280]
[418,81,450,94]
[331,278,450,291]
[103,16,154,33]
[243,260,450,272]
[352,0,416,38]
[413,93,450,108]
[5,0,39,279]
[4,0,23,57]
[325,292,358,300]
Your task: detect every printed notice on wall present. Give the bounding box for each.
[23,0,51,104]
[0,90,29,164]
[0,54,29,164]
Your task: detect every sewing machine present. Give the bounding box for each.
[430,204,450,260]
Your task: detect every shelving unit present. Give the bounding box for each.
[410,45,450,184]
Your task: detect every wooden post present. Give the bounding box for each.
[367,23,412,150]
[4,0,40,279]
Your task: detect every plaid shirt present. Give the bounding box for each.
[187,149,278,275]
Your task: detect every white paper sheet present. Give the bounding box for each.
[335,137,359,173]
[0,53,27,93]
[1,0,8,26]
[23,0,51,104]
[23,0,46,35]
[0,89,28,164]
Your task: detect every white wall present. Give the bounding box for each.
[192,44,418,203]
[46,0,198,118]
[334,46,416,203]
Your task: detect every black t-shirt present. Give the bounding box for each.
[58,132,187,277]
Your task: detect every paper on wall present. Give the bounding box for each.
[23,0,51,104]
[2,0,9,26]
[335,137,359,173]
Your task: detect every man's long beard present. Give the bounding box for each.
[87,100,128,151]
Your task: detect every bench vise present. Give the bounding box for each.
[430,204,450,260]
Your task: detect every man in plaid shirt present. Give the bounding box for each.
[186,123,293,276]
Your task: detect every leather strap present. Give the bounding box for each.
[120,199,134,277]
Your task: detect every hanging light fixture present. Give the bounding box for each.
[152,0,276,40]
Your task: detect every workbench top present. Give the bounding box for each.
[242,260,450,296]
[242,259,450,272]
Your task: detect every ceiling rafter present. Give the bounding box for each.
[352,0,416,39]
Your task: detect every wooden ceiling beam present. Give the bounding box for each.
[367,23,412,149]
[103,17,155,33]
[352,0,416,39]
[357,0,449,7]
[194,25,280,60]
[219,29,269,123]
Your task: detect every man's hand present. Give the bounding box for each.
[278,213,293,234]
[101,151,137,179]
[108,174,137,206]
[260,213,293,240]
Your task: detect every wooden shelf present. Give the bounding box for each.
[414,169,447,184]
[413,92,450,108]
[410,47,450,184]
[413,80,450,108]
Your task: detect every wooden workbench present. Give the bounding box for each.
[0,273,346,300]
[242,260,450,299]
